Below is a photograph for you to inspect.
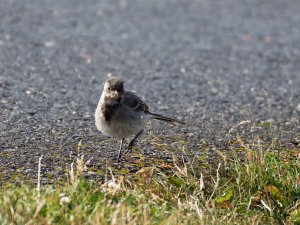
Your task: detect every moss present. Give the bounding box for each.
[0,152,10,157]
[88,167,105,176]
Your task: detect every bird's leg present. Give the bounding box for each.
[125,129,144,154]
[117,138,124,162]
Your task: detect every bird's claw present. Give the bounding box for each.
[125,144,133,154]
[116,155,121,162]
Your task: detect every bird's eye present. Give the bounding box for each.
[108,87,111,91]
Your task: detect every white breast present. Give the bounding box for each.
[95,100,145,139]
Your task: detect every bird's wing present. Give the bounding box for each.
[122,91,149,113]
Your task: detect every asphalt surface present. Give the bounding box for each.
[1,0,300,184]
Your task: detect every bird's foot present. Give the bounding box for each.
[125,144,133,154]
[116,156,121,162]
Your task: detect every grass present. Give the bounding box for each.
[0,135,300,225]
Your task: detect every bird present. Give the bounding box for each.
[95,75,185,161]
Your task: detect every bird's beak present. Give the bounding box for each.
[111,91,121,101]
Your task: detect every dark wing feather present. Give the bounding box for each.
[122,91,149,113]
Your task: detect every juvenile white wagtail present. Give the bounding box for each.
[95,76,185,161]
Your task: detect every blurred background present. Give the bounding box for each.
[0,0,300,183]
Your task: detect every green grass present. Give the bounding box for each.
[0,137,300,225]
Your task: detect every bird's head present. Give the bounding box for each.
[103,76,125,102]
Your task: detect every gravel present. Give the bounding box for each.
[0,0,300,184]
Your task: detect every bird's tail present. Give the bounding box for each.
[148,112,185,125]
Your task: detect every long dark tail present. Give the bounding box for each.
[148,112,185,125]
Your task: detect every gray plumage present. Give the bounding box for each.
[95,76,185,161]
